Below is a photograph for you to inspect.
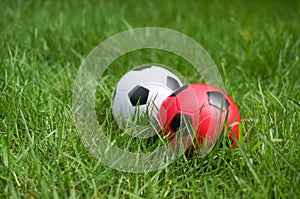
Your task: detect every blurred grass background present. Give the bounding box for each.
[0,0,299,198]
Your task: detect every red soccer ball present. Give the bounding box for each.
[157,83,241,155]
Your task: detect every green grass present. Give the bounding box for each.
[1,0,300,198]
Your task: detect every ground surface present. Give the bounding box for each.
[0,0,299,198]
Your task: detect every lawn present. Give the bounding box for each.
[0,0,299,198]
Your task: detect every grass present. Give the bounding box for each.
[1,0,300,198]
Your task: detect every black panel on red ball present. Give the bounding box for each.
[170,113,193,136]
[128,86,149,106]
[207,91,229,111]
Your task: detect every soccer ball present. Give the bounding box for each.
[158,83,241,156]
[112,65,183,132]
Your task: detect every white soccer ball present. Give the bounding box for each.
[112,65,183,131]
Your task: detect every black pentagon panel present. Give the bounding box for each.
[170,113,192,136]
[207,91,229,111]
[170,85,188,97]
[128,86,149,106]
[170,113,181,132]
[133,65,152,71]
[181,114,193,136]
[167,76,181,90]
